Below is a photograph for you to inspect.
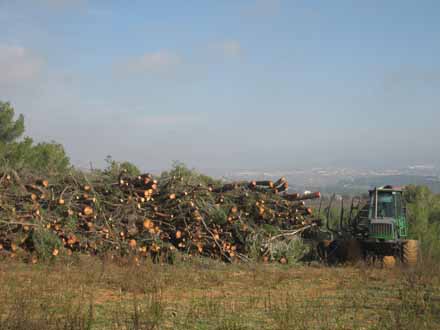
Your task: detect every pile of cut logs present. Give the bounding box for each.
[0,170,321,263]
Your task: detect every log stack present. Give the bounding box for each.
[0,170,321,263]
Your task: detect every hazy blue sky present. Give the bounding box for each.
[1,0,439,171]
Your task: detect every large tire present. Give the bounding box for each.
[317,240,363,264]
[383,256,396,268]
[403,240,419,267]
[345,239,363,263]
[317,240,333,263]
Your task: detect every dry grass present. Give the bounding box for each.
[0,256,439,330]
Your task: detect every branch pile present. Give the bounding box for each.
[0,169,321,263]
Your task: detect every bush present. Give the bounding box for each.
[160,161,220,187]
[31,228,63,261]
[405,185,440,260]
[103,155,141,177]
[269,238,310,263]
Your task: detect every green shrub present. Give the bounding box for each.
[405,185,440,260]
[31,228,63,261]
[160,161,221,187]
[103,155,141,177]
[268,237,310,263]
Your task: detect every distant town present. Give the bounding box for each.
[217,165,440,195]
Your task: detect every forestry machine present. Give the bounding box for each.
[316,186,419,266]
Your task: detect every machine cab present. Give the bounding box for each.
[367,186,408,241]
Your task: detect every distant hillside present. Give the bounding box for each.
[337,175,440,194]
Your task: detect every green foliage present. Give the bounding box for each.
[104,155,141,177]
[208,206,228,226]
[0,136,33,167]
[120,161,141,176]
[405,185,440,260]
[63,217,79,232]
[31,228,63,261]
[0,137,70,174]
[0,101,71,174]
[160,161,220,187]
[29,141,70,174]
[0,101,25,143]
[267,238,311,263]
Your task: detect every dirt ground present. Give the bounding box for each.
[0,256,439,329]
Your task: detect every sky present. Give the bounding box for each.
[0,0,439,172]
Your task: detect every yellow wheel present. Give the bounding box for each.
[403,240,419,267]
[383,256,396,268]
